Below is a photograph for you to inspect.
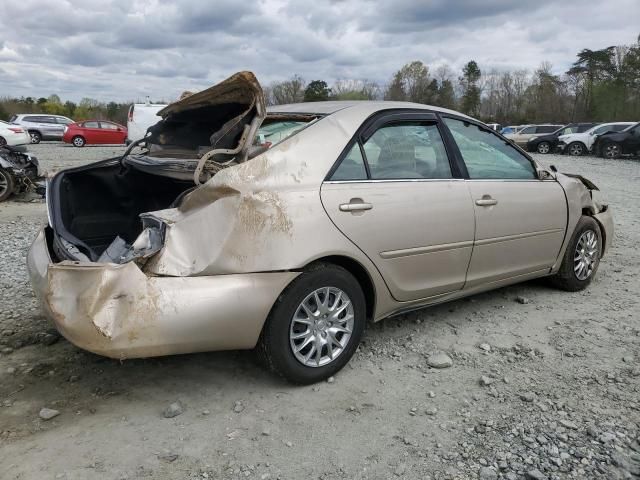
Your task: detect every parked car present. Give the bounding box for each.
[486,123,502,132]
[0,145,41,202]
[27,72,613,384]
[500,125,525,135]
[557,122,635,156]
[526,123,598,154]
[127,101,167,145]
[62,120,128,147]
[10,114,74,143]
[592,122,640,159]
[504,124,564,147]
[0,120,31,147]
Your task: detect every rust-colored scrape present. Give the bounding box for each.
[236,191,293,237]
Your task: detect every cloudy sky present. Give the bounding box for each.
[1,0,638,102]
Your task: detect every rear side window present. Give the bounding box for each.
[56,117,72,125]
[100,122,119,130]
[330,144,367,181]
[520,126,536,134]
[536,126,557,134]
[444,118,536,180]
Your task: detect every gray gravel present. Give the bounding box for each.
[0,144,639,479]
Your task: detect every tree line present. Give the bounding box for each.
[265,34,640,124]
[1,34,638,126]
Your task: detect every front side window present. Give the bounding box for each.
[520,126,536,134]
[363,123,452,180]
[444,118,536,180]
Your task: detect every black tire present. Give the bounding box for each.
[0,168,16,202]
[257,263,366,384]
[29,131,41,144]
[549,216,602,292]
[601,142,621,159]
[567,142,585,156]
[72,136,86,147]
[536,141,551,154]
[0,136,6,146]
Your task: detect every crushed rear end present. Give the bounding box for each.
[27,72,301,359]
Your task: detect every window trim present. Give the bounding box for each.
[324,109,464,182]
[438,114,540,181]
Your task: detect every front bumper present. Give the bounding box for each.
[27,228,299,359]
[557,142,567,153]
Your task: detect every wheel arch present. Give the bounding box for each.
[303,255,377,322]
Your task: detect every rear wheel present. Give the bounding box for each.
[536,141,551,154]
[29,131,41,144]
[0,168,16,202]
[602,142,621,159]
[72,136,86,147]
[549,216,602,291]
[257,263,366,384]
[567,142,585,156]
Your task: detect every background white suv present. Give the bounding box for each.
[558,122,635,156]
[9,114,74,144]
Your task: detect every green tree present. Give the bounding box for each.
[460,60,481,116]
[303,80,331,102]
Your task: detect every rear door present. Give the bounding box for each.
[624,124,640,154]
[81,121,101,144]
[442,117,567,287]
[99,121,125,144]
[320,112,475,301]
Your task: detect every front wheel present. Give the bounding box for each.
[602,142,621,159]
[257,264,366,384]
[72,136,86,147]
[567,142,585,156]
[0,168,16,202]
[537,141,551,154]
[549,216,602,291]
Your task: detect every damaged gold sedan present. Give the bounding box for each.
[27,72,613,383]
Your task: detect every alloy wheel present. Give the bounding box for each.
[574,230,598,280]
[604,143,620,159]
[537,142,550,154]
[569,143,583,156]
[0,170,10,198]
[289,286,354,367]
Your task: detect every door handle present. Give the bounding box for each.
[475,196,498,206]
[339,201,373,212]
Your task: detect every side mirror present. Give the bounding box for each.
[537,168,555,180]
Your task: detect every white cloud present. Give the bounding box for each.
[0,0,638,101]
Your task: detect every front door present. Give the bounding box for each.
[320,115,475,302]
[443,117,567,287]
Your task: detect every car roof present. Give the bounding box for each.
[267,101,472,119]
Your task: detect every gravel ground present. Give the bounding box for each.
[0,143,639,480]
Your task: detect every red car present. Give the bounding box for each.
[62,120,128,147]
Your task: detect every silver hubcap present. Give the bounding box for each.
[289,286,354,367]
[73,138,83,146]
[0,171,8,196]
[538,143,550,154]
[604,144,619,158]
[30,134,39,143]
[569,144,583,155]
[574,230,598,280]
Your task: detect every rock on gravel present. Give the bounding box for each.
[163,401,184,418]
[39,408,60,420]
[426,352,453,368]
[479,466,498,479]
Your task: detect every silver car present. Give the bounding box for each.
[10,114,74,143]
[27,72,613,384]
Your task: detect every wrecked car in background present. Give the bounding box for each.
[0,145,41,202]
[27,71,614,384]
